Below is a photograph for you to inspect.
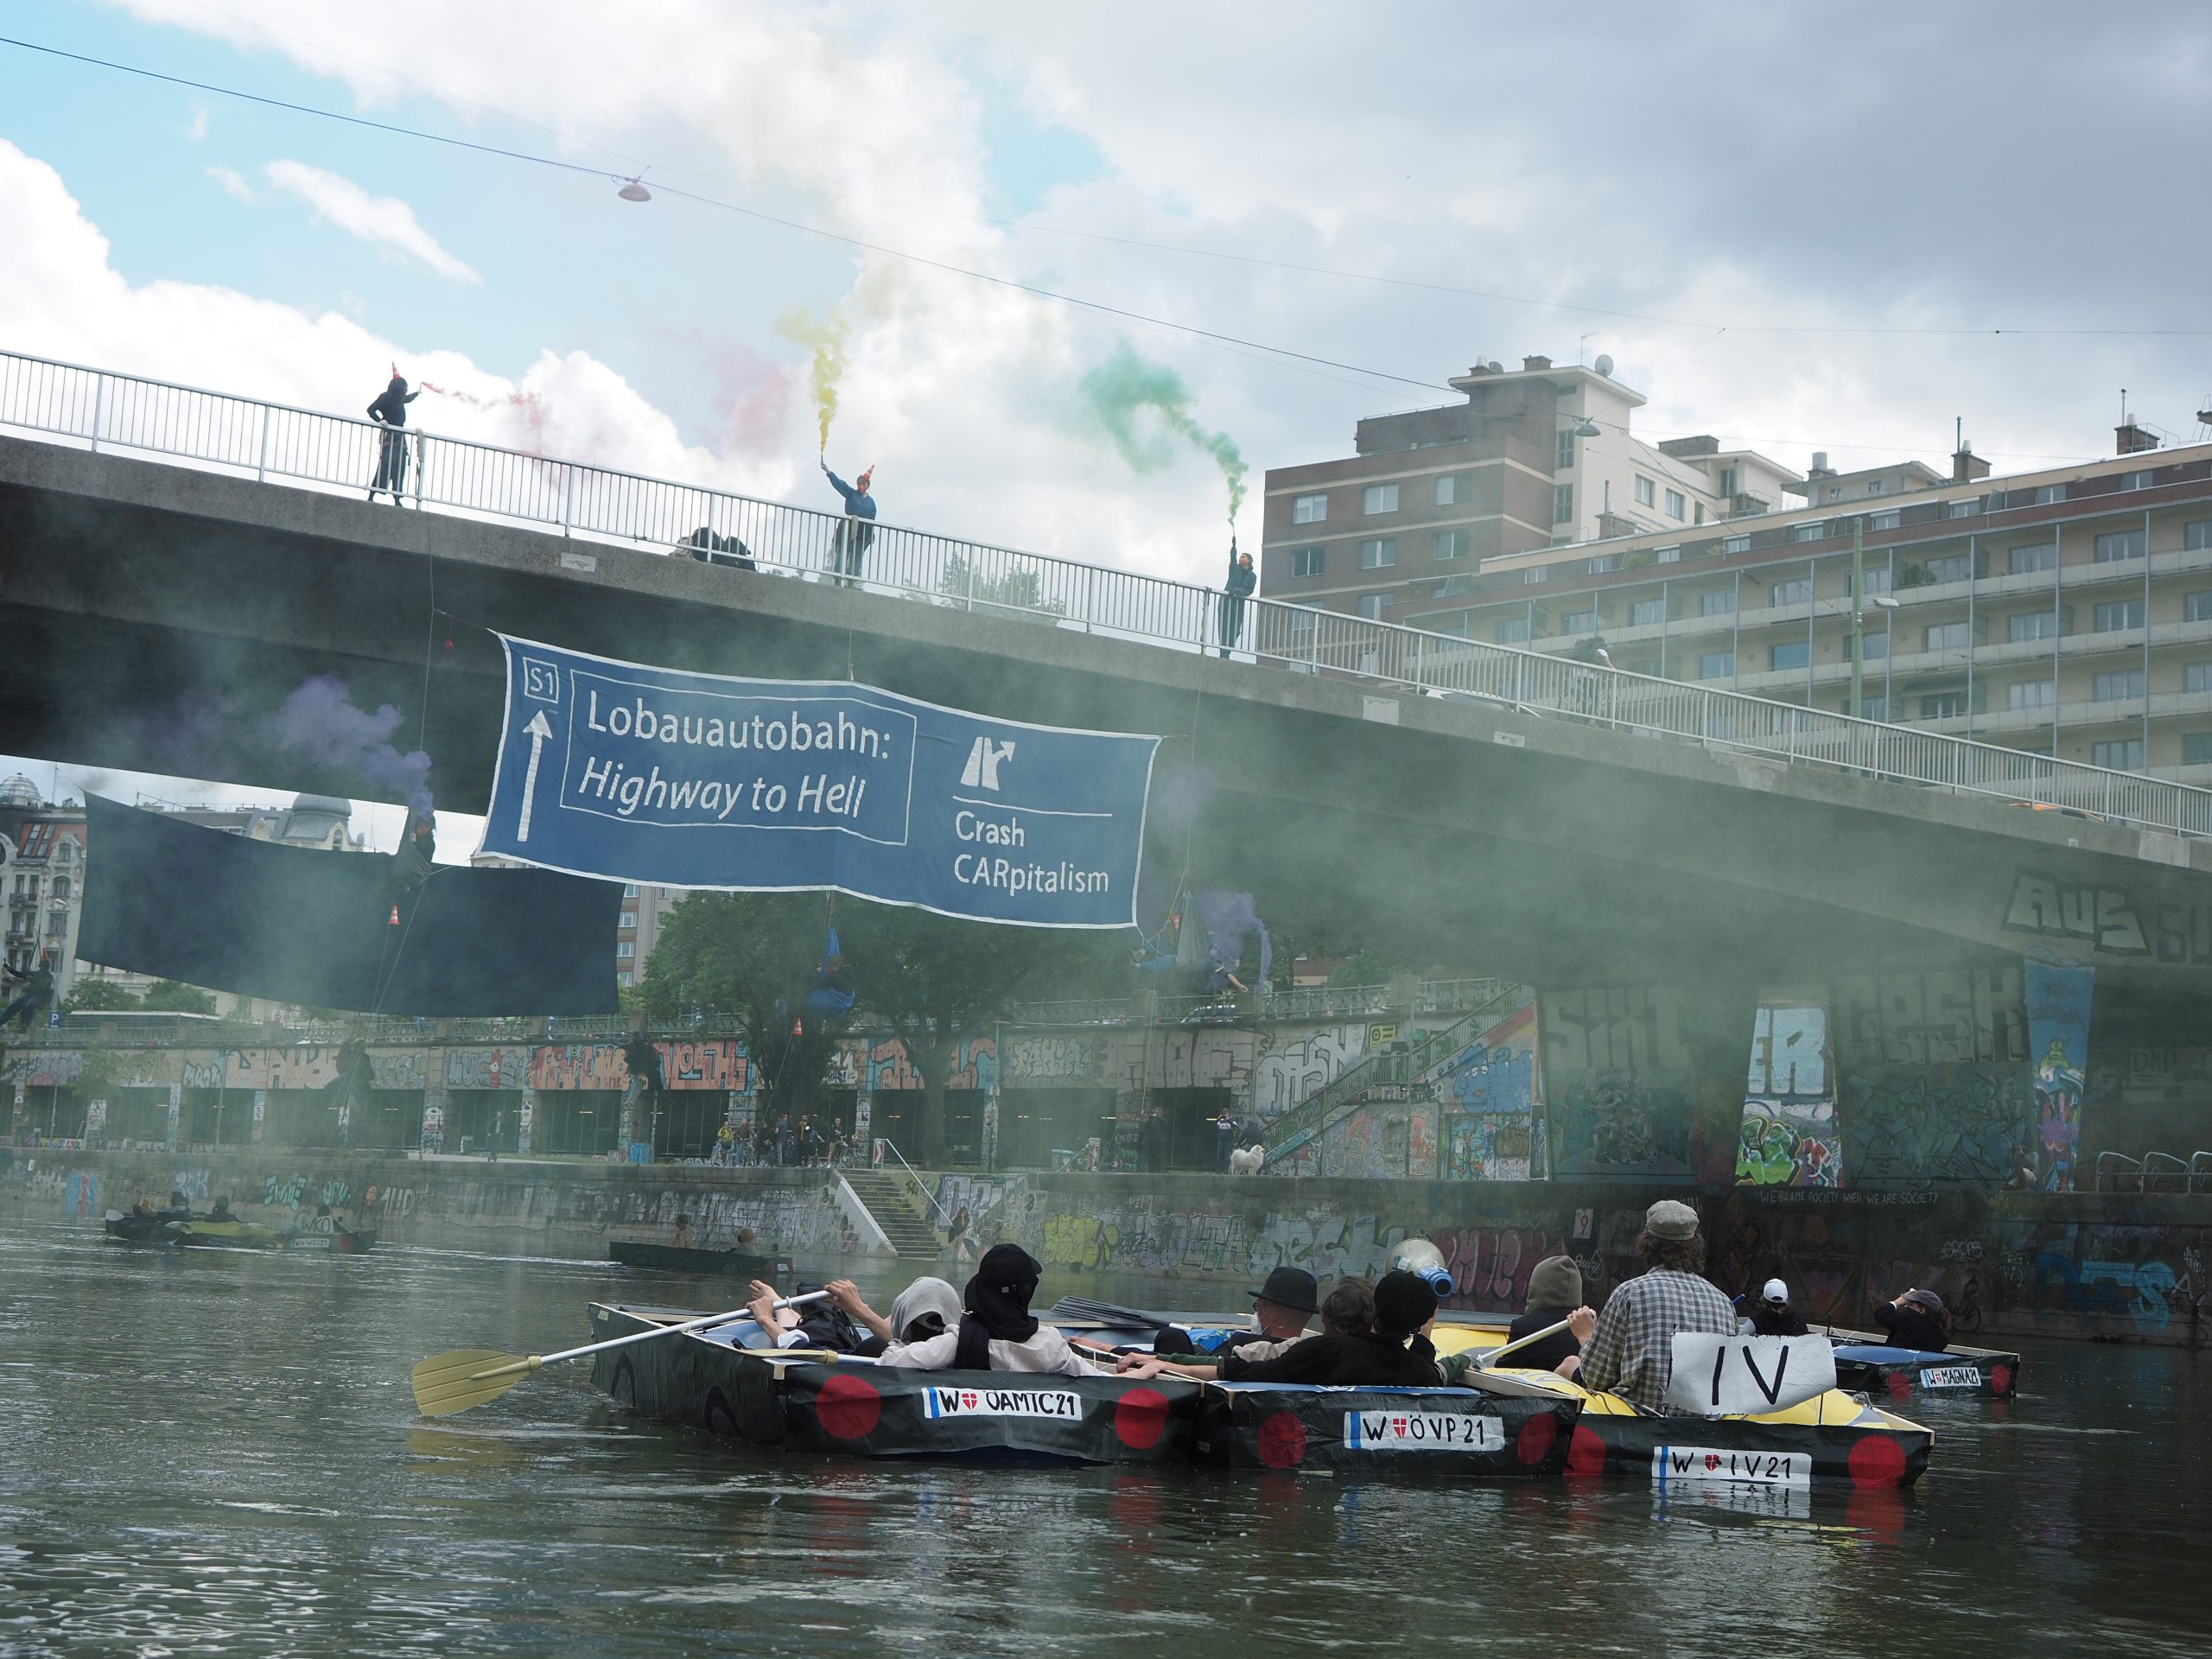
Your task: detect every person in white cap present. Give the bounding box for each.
[1577,1199,1738,1412]
[1745,1276,1808,1337]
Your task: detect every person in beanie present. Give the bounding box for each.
[1577,1199,1738,1411]
[1505,1255,1599,1376]
[1874,1287,1950,1353]
[1747,1277,1809,1337]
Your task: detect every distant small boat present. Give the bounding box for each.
[104,1211,183,1247]
[607,1241,791,1280]
[175,1217,285,1250]
[1820,1327,2021,1399]
[282,1219,378,1254]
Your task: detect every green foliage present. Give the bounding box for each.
[938,555,1066,621]
[1326,949,1404,989]
[73,1040,124,1099]
[140,980,219,1015]
[61,978,140,1013]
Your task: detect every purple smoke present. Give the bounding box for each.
[1192,890,1271,987]
[266,676,434,822]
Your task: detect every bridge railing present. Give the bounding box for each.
[7,346,2212,839]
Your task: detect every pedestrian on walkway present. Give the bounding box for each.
[1217,539,1255,658]
[366,372,420,504]
[821,460,876,587]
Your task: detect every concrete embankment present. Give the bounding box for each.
[9,1147,2206,1347]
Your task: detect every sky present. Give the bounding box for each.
[4,1,2212,849]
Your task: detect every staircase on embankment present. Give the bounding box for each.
[841,1167,947,1256]
[1261,981,1529,1172]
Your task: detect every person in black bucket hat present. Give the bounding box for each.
[1151,1266,1320,1365]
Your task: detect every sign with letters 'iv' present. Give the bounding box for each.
[477,635,1160,928]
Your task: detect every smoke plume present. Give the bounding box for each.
[773,306,849,454]
[264,676,433,822]
[1077,340,1248,526]
[1192,890,1271,986]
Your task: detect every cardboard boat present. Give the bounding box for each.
[175,1218,285,1250]
[607,1242,793,1281]
[103,1211,183,1246]
[281,1221,378,1254]
[1191,1378,1580,1478]
[1819,1328,2021,1400]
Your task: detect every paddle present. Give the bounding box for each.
[1049,1296,1174,1328]
[410,1290,830,1417]
[1468,1315,1577,1370]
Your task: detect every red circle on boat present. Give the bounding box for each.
[1516,1410,1559,1465]
[1115,1387,1172,1450]
[1886,1371,1911,1398]
[1848,1433,1909,1488]
[1565,1425,1607,1478]
[1256,1410,1307,1469]
[1989,1363,2012,1396]
[815,1372,882,1440]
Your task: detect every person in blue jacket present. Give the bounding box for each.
[366,372,420,503]
[821,460,876,587]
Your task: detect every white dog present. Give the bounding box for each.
[1229,1145,1265,1177]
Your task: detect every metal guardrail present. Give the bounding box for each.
[7,346,2211,837]
[1001,977,1510,1027]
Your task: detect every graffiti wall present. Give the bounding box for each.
[1737,1098,1841,1188]
[1541,987,1695,1180]
[1249,1023,1366,1123]
[2024,961,2091,1193]
[1431,1002,1540,1181]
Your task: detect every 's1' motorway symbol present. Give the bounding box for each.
[518,710,554,842]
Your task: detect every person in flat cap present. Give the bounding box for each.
[1152,1265,1320,1365]
[1874,1286,1950,1354]
[1577,1199,1738,1411]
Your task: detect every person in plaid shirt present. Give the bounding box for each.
[1578,1199,1738,1412]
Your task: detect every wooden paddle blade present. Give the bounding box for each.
[411,1349,531,1417]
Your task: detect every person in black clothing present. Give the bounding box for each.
[1152,1265,1319,1363]
[1125,1272,1445,1388]
[1217,541,1255,658]
[1506,1255,1600,1376]
[2,957,55,1033]
[682,524,755,570]
[1140,1109,1170,1173]
[366,373,420,503]
[1875,1287,1950,1353]
[1747,1277,1810,1337]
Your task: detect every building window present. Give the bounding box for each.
[1720,467,1738,495]
[1523,567,1548,584]
[1770,578,1811,606]
[51,876,69,900]
[1925,621,1971,651]
[2094,670,2145,702]
[1359,537,1396,569]
[1561,608,1599,633]
[48,914,65,937]
[1587,554,1619,575]
[1700,650,1735,680]
[1655,546,1681,564]
[1858,695,1889,720]
[1553,484,1574,524]
[1857,565,1894,594]
[622,883,639,898]
[2124,470,2154,490]
[1771,640,1809,671]
[1924,554,1971,584]
[1363,483,1399,515]
[1293,493,1327,524]
[2008,680,2056,710]
[1792,522,1825,543]
[2009,611,2062,642]
[1291,546,1325,578]
[2186,521,2212,551]
[616,940,636,959]
[2095,529,2148,563]
[619,912,637,930]
[1921,690,1967,721]
[1861,631,1889,660]
[1497,617,1531,645]
[1357,593,1394,621]
[2010,542,2057,575]
[1288,606,1318,633]
[1433,474,1458,507]
[1948,498,1980,518]
[2095,599,2145,632]
[1556,429,1578,470]
[1868,509,1900,531]
[2190,591,2212,622]
[1634,475,1655,507]
[1866,480,1887,497]
[1722,534,1750,553]
[1700,589,1737,617]
[1694,503,1707,525]
[2094,738,2145,771]
[2187,663,2212,694]
[1427,531,1459,562]
[1666,489,1688,519]
[2035,484,2066,505]
[1630,598,1665,626]
[2184,732,2212,766]
[617,969,632,987]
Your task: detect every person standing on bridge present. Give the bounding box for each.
[1217,539,1255,658]
[366,372,420,504]
[821,459,876,588]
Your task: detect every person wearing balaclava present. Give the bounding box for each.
[1506,1255,1599,1377]
[366,372,420,503]
[874,1243,1108,1376]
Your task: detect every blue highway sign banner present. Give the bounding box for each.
[477,635,1160,928]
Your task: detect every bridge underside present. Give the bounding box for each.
[5,437,2210,1000]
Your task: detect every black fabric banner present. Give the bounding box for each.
[79,795,621,1015]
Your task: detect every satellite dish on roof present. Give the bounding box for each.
[1486,360,1503,372]
[1593,353,1614,378]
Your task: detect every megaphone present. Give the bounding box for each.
[1389,1236,1454,1299]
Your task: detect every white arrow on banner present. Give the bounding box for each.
[517,710,554,843]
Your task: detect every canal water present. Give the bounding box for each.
[1,1216,2205,1657]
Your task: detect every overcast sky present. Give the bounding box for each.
[4,2,2210,847]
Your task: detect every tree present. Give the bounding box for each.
[938,555,1067,623]
[62,978,140,1013]
[141,980,219,1015]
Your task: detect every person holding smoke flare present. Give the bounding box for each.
[1217,538,1255,658]
[821,458,877,588]
[366,370,420,504]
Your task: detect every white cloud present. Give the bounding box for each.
[205,164,252,201]
[185,107,208,141]
[263,159,481,284]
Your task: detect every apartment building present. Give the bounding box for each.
[1259,354,1800,627]
[616,883,682,989]
[1411,430,2212,783]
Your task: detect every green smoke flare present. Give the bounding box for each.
[1078,340,1247,525]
